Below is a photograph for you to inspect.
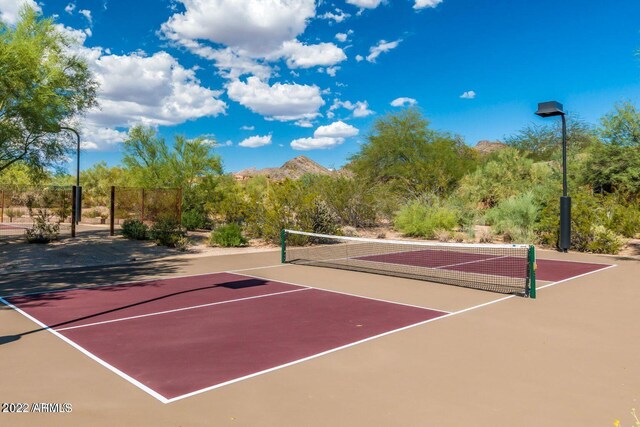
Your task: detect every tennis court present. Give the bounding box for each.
[0,236,636,426]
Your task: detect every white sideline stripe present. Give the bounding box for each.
[1,261,618,404]
[285,229,531,249]
[434,255,510,269]
[54,288,311,332]
[0,297,170,404]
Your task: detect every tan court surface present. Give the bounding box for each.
[0,248,638,426]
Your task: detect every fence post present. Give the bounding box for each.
[141,188,145,222]
[1,189,4,223]
[71,186,76,238]
[178,188,183,224]
[110,186,115,236]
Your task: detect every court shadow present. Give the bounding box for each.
[0,335,21,344]
[0,276,269,346]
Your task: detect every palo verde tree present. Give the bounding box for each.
[0,7,98,173]
[348,108,477,199]
[122,125,223,212]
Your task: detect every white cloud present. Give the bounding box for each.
[460,90,476,99]
[314,121,359,138]
[329,99,374,118]
[239,134,272,148]
[291,136,344,150]
[355,54,364,62]
[325,66,340,77]
[414,0,443,10]
[162,0,316,56]
[274,40,346,69]
[335,33,348,43]
[390,97,417,107]
[226,76,324,121]
[319,8,350,22]
[352,101,374,117]
[0,0,41,24]
[240,125,255,131]
[366,39,402,62]
[346,0,383,9]
[295,119,314,128]
[79,126,128,150]
[64,3,75,14]
[79,9,92,24]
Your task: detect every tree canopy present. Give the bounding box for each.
[0,7,97,173]
[348,108,477,197]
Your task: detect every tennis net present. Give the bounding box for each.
[281,229,536,298]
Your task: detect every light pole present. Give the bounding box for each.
[535,101,570,252]
[60,126,81,224]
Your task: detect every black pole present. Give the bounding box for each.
[61,127,81,224]
[559,114,571,252]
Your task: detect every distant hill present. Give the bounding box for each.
[234,156,344,180]
[473,140,507,154]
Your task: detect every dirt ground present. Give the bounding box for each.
[0,227,639,426]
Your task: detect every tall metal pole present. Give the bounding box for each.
[561,114,568,197]
[60,127,81,224]
[559,115,571,252]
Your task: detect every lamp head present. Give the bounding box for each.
[535,101,565,117]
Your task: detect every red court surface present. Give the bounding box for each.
[4,272,447,402]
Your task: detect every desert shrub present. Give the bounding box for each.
[121,219,148,240]
[25,211,59,243]
[586,226,624,254]
[603,198,640,238]
[536,187,625,253]
[457,148,552,208]
[306,199,340,235]
[5,208,21,222]
[150,217,185,248]
[394,197,459,238]
[182,209,208,231]
[434,229,452,242]
[486,192,539,243]
[478,228,494,243]
[210,223,248,247]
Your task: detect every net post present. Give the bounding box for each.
[71,186,76,238]
[110,186,115,236]
[280,229,286,263]
[528,245,536,299]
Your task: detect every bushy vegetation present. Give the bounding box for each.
[121,219,148,240]
[4,100,640,255]
[149,217,187,249]
[210,223,248,247]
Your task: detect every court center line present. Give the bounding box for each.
[434,255,510,270]
[54,287,311,332]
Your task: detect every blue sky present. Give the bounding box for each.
[2,0,640,173]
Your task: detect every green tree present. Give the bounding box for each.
[599,101,640,147]
[348,108,477,198]
[0,7,97,173]
[581,142,640,196]
[122,125,223,211]
[504,116,598,161]
[457,148,553,208]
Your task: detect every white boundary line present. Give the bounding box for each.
[0,261,618,404]
[0,296,171,404]
[54,288,311,332]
